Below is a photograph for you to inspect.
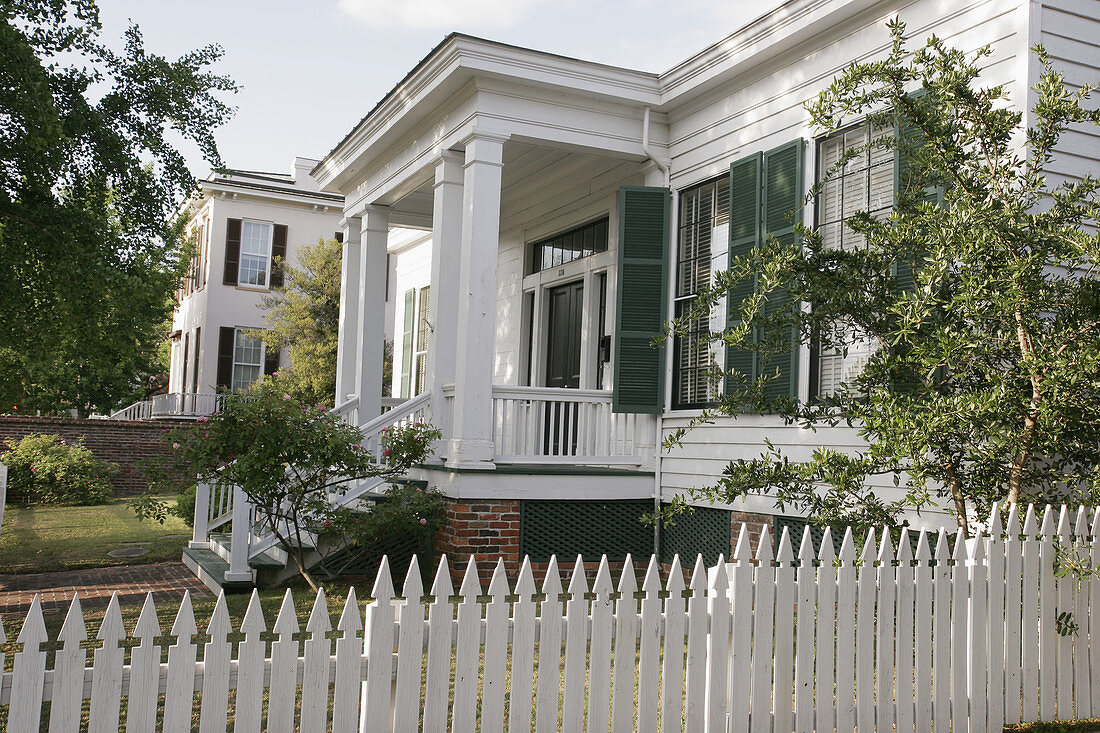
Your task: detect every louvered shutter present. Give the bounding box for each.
[613,186,669,414]
[264,342,279,376]
[223,219,241,285]
[269,224,288,288]
[216,327,234,390]
[726,153,762,391]
[192,327,201,393]
[400,288,416,399]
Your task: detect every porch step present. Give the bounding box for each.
[248,548,285,569]
[181,547,255,594]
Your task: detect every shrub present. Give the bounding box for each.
[173,484,196,527]
[2,433,114,505]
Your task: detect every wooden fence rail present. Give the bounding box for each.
[2,503,1099,732]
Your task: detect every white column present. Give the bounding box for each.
[447,134,506,468]
[334,216,362,405]
[356,206,389,423]
[426,151,464,448]
[224,486,252,582]
[188,481,210,549]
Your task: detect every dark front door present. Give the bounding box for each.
[543,280,583,454]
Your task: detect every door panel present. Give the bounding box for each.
[543,280,583,454]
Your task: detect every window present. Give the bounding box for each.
[414,285,430,394]
[814,122,894,398]
[231,329,264,391]
[673,177,729,408]
[238,220,272,287]
[528,218,608,275]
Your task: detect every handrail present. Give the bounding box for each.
[491,385,614,400]
[359,391,430,434]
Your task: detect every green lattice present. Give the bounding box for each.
[520,499,655,563]
[660,506,731,567]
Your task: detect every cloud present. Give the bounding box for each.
[338,0,545,30]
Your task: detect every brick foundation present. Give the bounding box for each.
[435,499,521,585]
[0,416,187,498]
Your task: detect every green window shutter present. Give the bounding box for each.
[726,152,762,389]
[613,185,669,414]
[759,139,804,403]
[893,102,941,294]
[400,288,416,399]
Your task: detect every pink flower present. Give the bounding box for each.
[272,371,279,377]
[323,520,332,528]
[29,466,36,472]
[197,416,209,423]
[172,442,180,450]
[383,449,391,457]
[419,518,427,525]
[317,405,326,411]
[415,488,421,493]
[283,394,292,401]
[352,444,362,450]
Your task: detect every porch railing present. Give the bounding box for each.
[110,392,224,420]
[490,386,653,465]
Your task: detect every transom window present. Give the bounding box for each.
[239,220,273,287]
[528,218,608,275]
[673,176,729,409]
[232,329,264,391]
[814,122,894,398]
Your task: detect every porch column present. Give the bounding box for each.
[334,216,361,405]
[448,133,506,468]
[355,206,389,423]
[426,151,464,449]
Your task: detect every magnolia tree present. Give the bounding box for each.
[141,375,442,590]
[669,21,1100,533]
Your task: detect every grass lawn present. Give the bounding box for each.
[0,496,192,574]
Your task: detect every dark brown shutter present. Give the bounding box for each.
[334,231,344,243]
[264,343,279,376]
[223,219,241,285]
[192,327,201,393]
[269,224,288,288]
[217,327,235,390]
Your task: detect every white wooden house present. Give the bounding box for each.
[187,0,1100,588]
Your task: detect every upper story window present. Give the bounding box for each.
[673,176,729,409]
[814,122,894,397]
[239,220,273,288]
[528,218,608,275]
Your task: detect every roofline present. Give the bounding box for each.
[198,178,343,203]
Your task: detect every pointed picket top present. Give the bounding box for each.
[337,587,362,634]
[989,503,1003,537]
[915,529,931,563]
[306,588,331,635]
[459,556,482,598]
[666,555,686,594]
[934,528,950,563]
[1092,506,1100,538]
[207,592,231,639]
[591,555,614,597]
[241,589,267,635]
[897,528,913,563]
[860,530,877,566]
[97,592,124,641]
[877,527,894,565]
[756,524,775,564]
[839,527,856,563]
[1075,506,1090,540]
[170,591,198,640]
[17,595,47,645]
[133,593,161,640]
[273,589,300,635]
[642,554,663,594]
[952,530,967,564]
[1006,503,1022,536]
[776,527,794,565]
[430,556,454,600]
[1039,504,1055,538]
[708,554,728,590]
[402,556,425,602]
[689,554,707,594]
[970,529,986,563]
[515,556,537,598]
[488,558,511,598]
[617,554,638,596]
[541,555,563,597]
[734,524,753,562]
[818,527,836,562]
[1023,504,1039,535]
[568,555,589,596]
[372,555,395,601]
[798,525,815,565]
[1057,504,1072,539]
[59,593,87,643]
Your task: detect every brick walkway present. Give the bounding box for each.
[0,562,211,617]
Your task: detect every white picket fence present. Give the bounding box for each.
[2,503,1100,732]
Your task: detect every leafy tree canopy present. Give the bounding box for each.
[668,21,1100,533]
[0,0,236,415]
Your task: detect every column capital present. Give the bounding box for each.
[461,132,507,167]
[434,149,465,187]
[360,204,390,234]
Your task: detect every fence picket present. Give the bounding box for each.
[587,557,615,733]
[1056,507,1074,721]
[9,595,47,733]
[835,529,857,732]
[332,587,363,733]
[705,556,730,733]
[969,528,989,733]
[49,594,88,733]
[1074,507,1091,719]
[365,558,397,731]
[773,530,795,733]
[301,588,333,733]
[751,526,775,733]
[126,594,161,733]
[933,528,951,733]
[794,527,816,733]
[1091,508,1100,716]
[268,590,301,733]
[729,529,755,733]
[198,593,232,733]
[394,558,426,733]
[684,555,708,733]
[896,529,915,733]
[562,556,589,733]
[1004,504,1023,725]
[423,559,453,732]
[483,559,511,733]
[1039,506,1058,721]
[612,555,639,733]
[661,555,687,733]
[877,530,897,733]
[510,558,538,733]
[815,528,837,733]
[855,532,877,732]
[453,557,483,731]
[914,531,934,733]
[952,532,969,733]
[988,505,1007,732]
[1022,505,1040,721]
[535,556,564,733]
[234,590,267,733]
[162,591,198,733]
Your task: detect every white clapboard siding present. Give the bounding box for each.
[4,507,1100,733]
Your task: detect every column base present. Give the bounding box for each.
[223,570,254,583]
[445,438,496,470]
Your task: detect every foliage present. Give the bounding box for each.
[173,483,197,527]
[1,433,114,505]
[0,0,236,415]
[131,483,195,527]
[668,21,1100,533]
[155,374,440,589]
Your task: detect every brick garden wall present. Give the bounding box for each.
[0,416,186,499]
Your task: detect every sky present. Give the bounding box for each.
[97,0,785,178]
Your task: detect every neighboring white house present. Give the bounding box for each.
[186,0,1100,588]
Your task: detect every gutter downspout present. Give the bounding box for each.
[641,104,669,558]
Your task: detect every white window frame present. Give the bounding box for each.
[238,219,274,290]
[231,328,266,392]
